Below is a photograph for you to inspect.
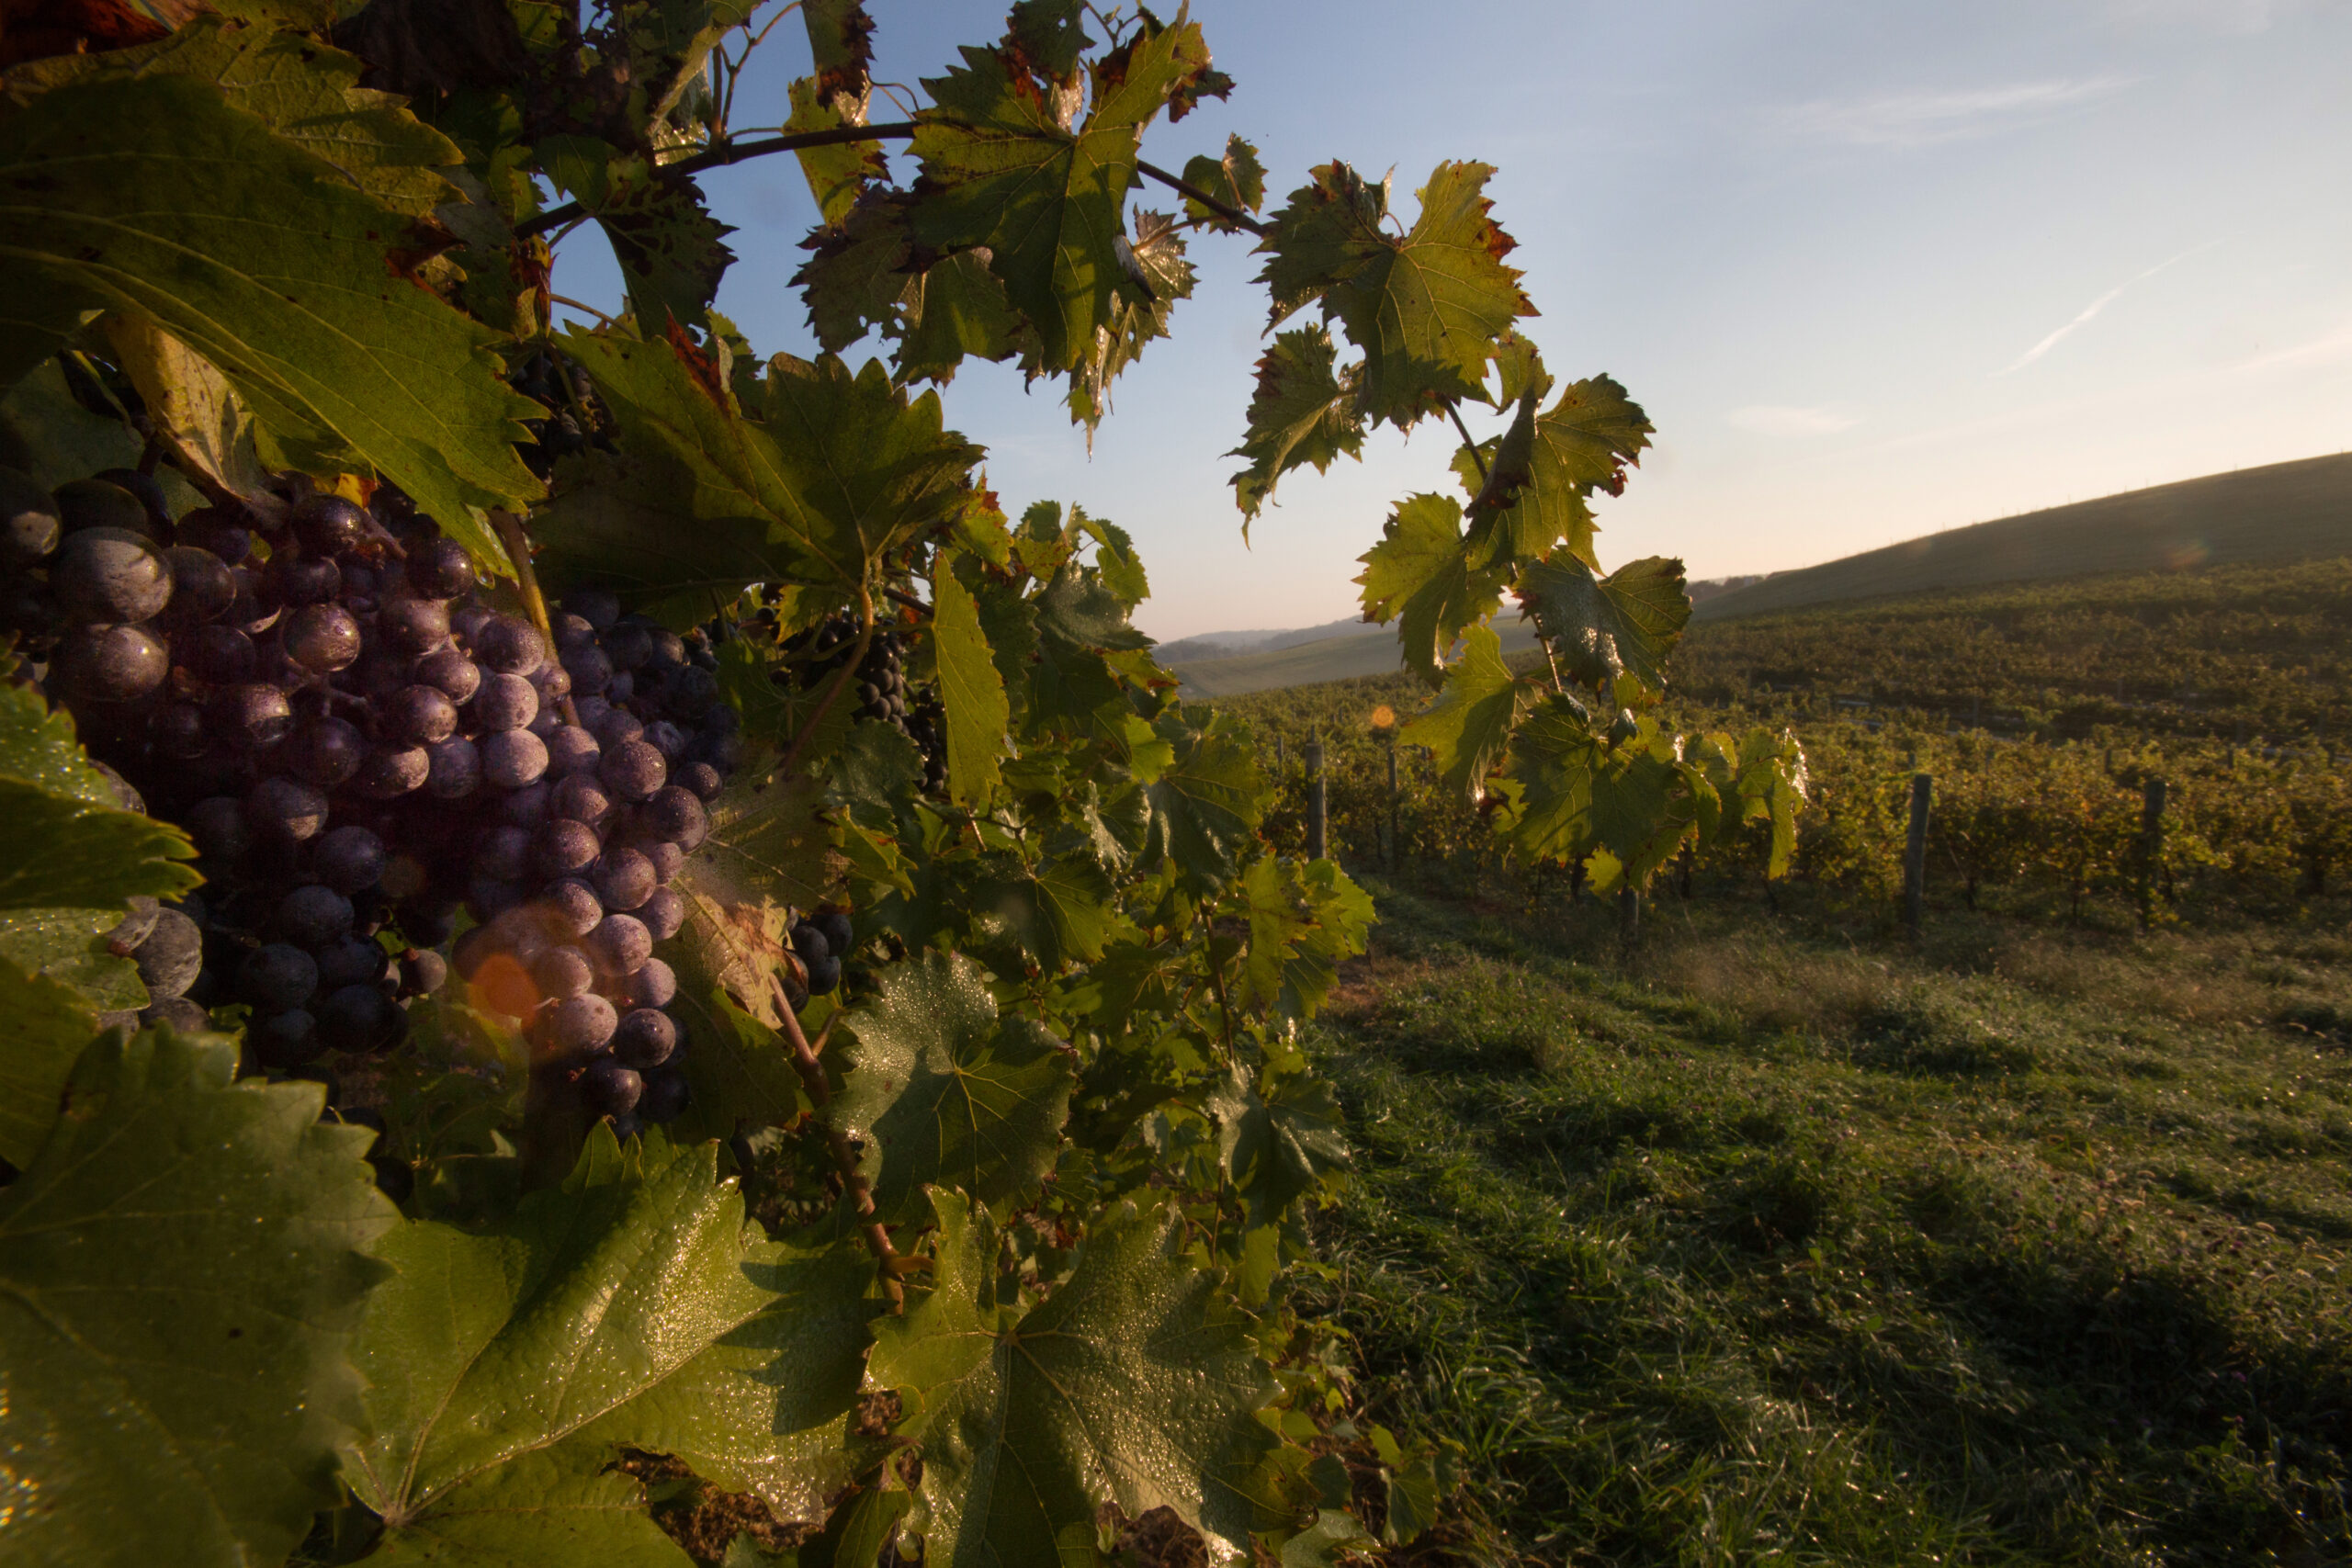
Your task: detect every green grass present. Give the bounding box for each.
[1306,882,2352,1564]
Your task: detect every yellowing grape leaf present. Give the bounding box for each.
[1514,553,1690,694]
[1452,374,1653,570]
[1258,162,1532,431]
[1397,621,1531,795]
[1228,324,1364,523]
[1355,493,1505,682]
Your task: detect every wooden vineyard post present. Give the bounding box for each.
[1618,883,1639,949]
[2138,776,2167,931]
[1904,772,1932,938]
[1385,741,1399,872]
[1304,736,1327,862]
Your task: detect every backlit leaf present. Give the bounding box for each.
[934,550,1012,807]
[1228,325,1364,522]
[1355,492,1505,682]
[1514,553,1690,694]
[1397,622,1527,795]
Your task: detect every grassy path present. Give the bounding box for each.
[1304,886,2352,1565]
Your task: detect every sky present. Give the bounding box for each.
[550,0,2352,642]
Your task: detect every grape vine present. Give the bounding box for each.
[0,4,1774,1566]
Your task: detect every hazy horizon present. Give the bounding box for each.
[548,1,2352,641]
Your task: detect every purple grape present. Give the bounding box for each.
[399,950,447,996]
[176,510,251,564]
[551,610,598,651]
[561,642,615,693]
[388,684,458,745]
[187,795,249,862]
[0,468,61,567]
[246,776,328,840]
[675,761,723,802]
[275,888,353,951]
[472,615,544,676]
[532,660,572,700]
[638,887,685,942]
[251,1008,322,1068]
[581,1059,643,1116]
[539,992,617,1055]
[611,1008,677,1069]
[640,785,708,849]
[239,943,319,1011]
[663,665,718,720]
[604,622,653,671]
[621,957,677,1010]
[638,1068,691,1123]
[414,647,481,703]
[592,848,655,911]
[354,745,429,800]
[593,708,644,749]
[790,924,830,965]
[316,935,389,990]
[572,694,613,733]
[481,728,548,789]
[499,779,552,829]
[267,553,341,607]
[183,624,256,683]
[563,586,620,630]
[151,701,209,759]
[530,945,594,999]
[132,909,204,998]
[550,772,613,827]
[471,671,538,731]
[158,547,234,626]
[449,602,492,644]
[405,537,474,598]
[605,670,635,705]
[289,494,366,558]
[545,724,601,777]
[51,526,172,624]
[542,879,604,939]
[600,739,666,802]
[286,716,366,787]
[424,736,481,798]
[475,825,532,882]
[379,596,450,655]
[645,841,684,884]
[313,825,387,894]
[53,625,170,703]
[466,877,524,920]
[533,819,600,878]
[317,983,407,1055]
[141,995,210,1032]
[283,604,363,672]
[585,913,651,976]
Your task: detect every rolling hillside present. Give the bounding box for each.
[1169,452,2352,695]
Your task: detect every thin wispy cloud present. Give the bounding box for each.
[2234,319,2352,374]
[1770,77,2133,150]
[1998,243,2220,374]
[1730,405,1861,438]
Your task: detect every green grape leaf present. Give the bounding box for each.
[1514,553,1690,694]
[1065,209,1195,428]
[0,74,542,570]
[794,190,916,355]
[870,1193,1277,1568]
[0,359,150,490]
[0,680,112,805]
[1736,727,1809,878]
[934,551,1012,807]
[102,311,274,503]
[832,950,1074,1224]
[0,683,199,917]
[1500,702,1701,884]
[0,15,464,220]
[0,1029,394,1568]
[1227,324,1365,522]
[1451,374,1653,570]
[1181,134,1267,231]
[602,169,739,337]
[1140,708,1265,895]
[1355,492,1504,682]
[804,0,879,108]
[1396,621,1529,795]
[1229,1053,1351,1229]
[0,908,146,1016]
[537,334,982,614]
[1257,162,1533,430]
[787,74,889,230]
[1237,857,1374,1021]
[908,11,1205,373]
[975,848,1120,975]
[0,953,97,1169]
[345,1133,875,1556]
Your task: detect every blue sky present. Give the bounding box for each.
[552,0,2352,640]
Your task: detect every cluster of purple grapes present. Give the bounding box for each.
[510,348,613,480]
[775,611,947,795]
[1,465,741,1153]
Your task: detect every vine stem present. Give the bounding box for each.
[515,126,1272,243]
[1448,401,1489,486]
[490,509,580,727]
[771,975,907,1310]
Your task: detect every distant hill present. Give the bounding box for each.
[1693,453,2352,623]
[1169,452,2352,695]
